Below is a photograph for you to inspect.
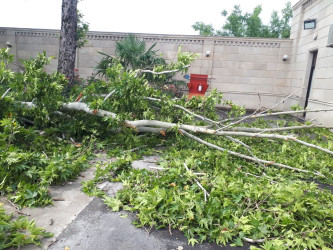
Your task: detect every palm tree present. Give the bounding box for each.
[96,34,166,77]
[115,34,165,70]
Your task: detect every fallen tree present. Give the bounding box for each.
[1,48,333,249]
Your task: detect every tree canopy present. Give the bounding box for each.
[192,2,293,38]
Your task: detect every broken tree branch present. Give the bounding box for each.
[179,129,324,176]
[220,108,333,124]
[226,124,333,133]
[19,101,333,157]
[145,96,219,126]
[135,65,190,77]
[130,120,333,156]
[260,88,304,115]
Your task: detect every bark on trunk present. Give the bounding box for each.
[58,0,78,86]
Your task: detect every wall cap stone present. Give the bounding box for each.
[0,27,293,47]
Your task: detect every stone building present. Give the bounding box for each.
[0,0,332,125]
[287,0,333,125]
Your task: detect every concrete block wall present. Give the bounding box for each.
[208,38,293,110]
[0,28,294,111]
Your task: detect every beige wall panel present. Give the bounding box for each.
[310,89,333,102]
[311,79,333,90]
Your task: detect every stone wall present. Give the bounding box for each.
[0,27,294,111]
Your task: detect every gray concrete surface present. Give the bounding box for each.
[48,197,250,250]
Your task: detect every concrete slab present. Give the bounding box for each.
[1,153,111,249]
[132,155,164,171]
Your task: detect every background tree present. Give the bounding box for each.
[280,2,293,38]
[192,22,216,36]
[244,5,263,37]
[192,2,293,38]
[76,10,90,48]
[220,5,245,37]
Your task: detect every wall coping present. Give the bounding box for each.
[0,27,293,47]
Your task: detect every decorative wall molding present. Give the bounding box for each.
[303,0,317,9]
[15,31,59,38]
[214,40,280,48]
[86,34,122,41]
[142,38,204,45]
[86,34,204,45]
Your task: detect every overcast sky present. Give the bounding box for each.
[1,0,299,35]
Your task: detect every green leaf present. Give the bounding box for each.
[188,238,198,246]
[103,197,123,212]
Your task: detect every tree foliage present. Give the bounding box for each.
[1,46,333,249]
[192,2,293,38]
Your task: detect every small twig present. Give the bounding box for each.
[75,92,83,102]
[18,117,35,124]
[53,197,65,201]
[125,145,147,152]
[42,151,49,159]
[104,89,116,102]
[183,163,210,202]
[242,171,278,184]
[1,88,11,99]
[225,136,267,169]
[48,239,58,248]
[7,199,30,216]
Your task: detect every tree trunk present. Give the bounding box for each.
[58,0,78,86]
